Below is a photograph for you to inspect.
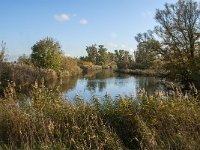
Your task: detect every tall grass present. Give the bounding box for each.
[0,82,200,149]
[0,82,122,149]
[0,62,57,94]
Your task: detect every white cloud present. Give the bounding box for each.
[80,19,88,25]
[54,14,70,22]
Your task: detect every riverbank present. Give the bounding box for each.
[0,62,57,94]
[116,69,167,77]
[0,83,199,149]
[80,64,102,73]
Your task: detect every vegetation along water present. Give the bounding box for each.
[0,0,200,149]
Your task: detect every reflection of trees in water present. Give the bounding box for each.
[84,70,114,92]
[60,77,78,92]
[85,69,130,93]
[114,79,127,87]
[61,69,163,98]
[86,81,97,92]
[98,81,106,92]
[136,77,162,94]
[84,69,119,80]
[83,70,102,79]
[86,80,106,92]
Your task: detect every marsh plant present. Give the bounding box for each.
[0,82,200,149]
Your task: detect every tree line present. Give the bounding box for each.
[1,0,200,86]
[83,0,200,86]
[134,0,200,85]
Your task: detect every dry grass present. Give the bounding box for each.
[116,69,167,77]
[0,62,57,94]
[0,82,122,149]
[0,82,200,149]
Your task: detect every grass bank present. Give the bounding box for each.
[79,61,102,73]
[0,83,199,149]
[0,62,57,94]
[116,69,167,78]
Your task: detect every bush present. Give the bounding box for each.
[0,62,57,94]
[60,56,82,77]
[31,37,62,71]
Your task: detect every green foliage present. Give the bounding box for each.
[134,31,161,69]
[83,44,118,68]
[135,0,200,85]
[31,37,63,71]
[96,45,108,66]
[115,50,133,69]
[0,41,6,62]
[17,54,32,65]
[85,44,98,64]
[60,56,82,77]
[154,0,200,83]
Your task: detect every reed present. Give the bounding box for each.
[0,62,57,94]
[0,82,200,149]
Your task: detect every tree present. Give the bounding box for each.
[31,37,63,71]
[154,0,200,83]
[17,54,31,65]
[85,44,98,64]
[115,50,133,69]
[0,41,6,62]
[96,45,108,66]
[134,31,160,69]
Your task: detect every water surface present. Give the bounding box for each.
[62,70,165,100]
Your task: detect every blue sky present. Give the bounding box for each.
[0,0,193,60]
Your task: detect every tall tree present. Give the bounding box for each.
[154,0,200,82]
[17,54,31,65]
[86,44,98,64]
[31,37,62,71]
[96,45,108,66]
[115,50,133,69]
[134,31,160,69]
[0,41,6,62]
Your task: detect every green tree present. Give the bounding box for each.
[134,31,161,69]
[31,37,62,71]
[154,0,200,83]
[0,41,6,62]
[115,50,133,69]
[85,44,98,64]
[96,45,108,66]
[17,54,32,65]
[107,52,117,69]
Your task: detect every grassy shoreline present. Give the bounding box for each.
[115,69,167,78]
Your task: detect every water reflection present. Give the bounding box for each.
[60,77,78,92]
[62,70,164,100]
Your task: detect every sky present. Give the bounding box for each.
[0,0,195,60]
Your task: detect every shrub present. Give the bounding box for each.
[31,37,62,71]
[0,62,57,94]
[60,56,82,77]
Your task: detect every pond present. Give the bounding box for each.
[61,70,166,100]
